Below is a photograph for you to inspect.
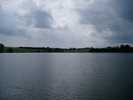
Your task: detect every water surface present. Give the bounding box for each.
[0,53,133,100]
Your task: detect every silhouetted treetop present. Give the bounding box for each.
[0,43,4,48]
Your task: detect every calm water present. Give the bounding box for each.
[0,53,133,100]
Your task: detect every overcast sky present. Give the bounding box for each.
[0,0,133,47]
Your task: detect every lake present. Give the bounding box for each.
[0,53,133,100]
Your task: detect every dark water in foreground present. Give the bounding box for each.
[0,53,133,100]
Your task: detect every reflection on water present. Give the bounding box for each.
[0,53,133,100]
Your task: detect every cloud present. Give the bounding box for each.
[0,7,17,35]
[0,0,133,47]
[32,10,53,28]
[114,0,133,22]
[78,0,133,44]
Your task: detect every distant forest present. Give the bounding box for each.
[0,43,133,53]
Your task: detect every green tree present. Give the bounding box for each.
[0,43,4,53]
[7,48,13,53]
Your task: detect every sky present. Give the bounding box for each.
[0,0,133,47]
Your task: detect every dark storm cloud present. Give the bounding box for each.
[111,0,133,43]
[115,0,133,22]
[79,0,133,44]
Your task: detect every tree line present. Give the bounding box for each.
[0,43,133,53]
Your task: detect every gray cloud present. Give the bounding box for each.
[79,0,133,44]
[114,0,133,22]
[0,0,133,47]
[0,7,17,35]
[32,10,53,28]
